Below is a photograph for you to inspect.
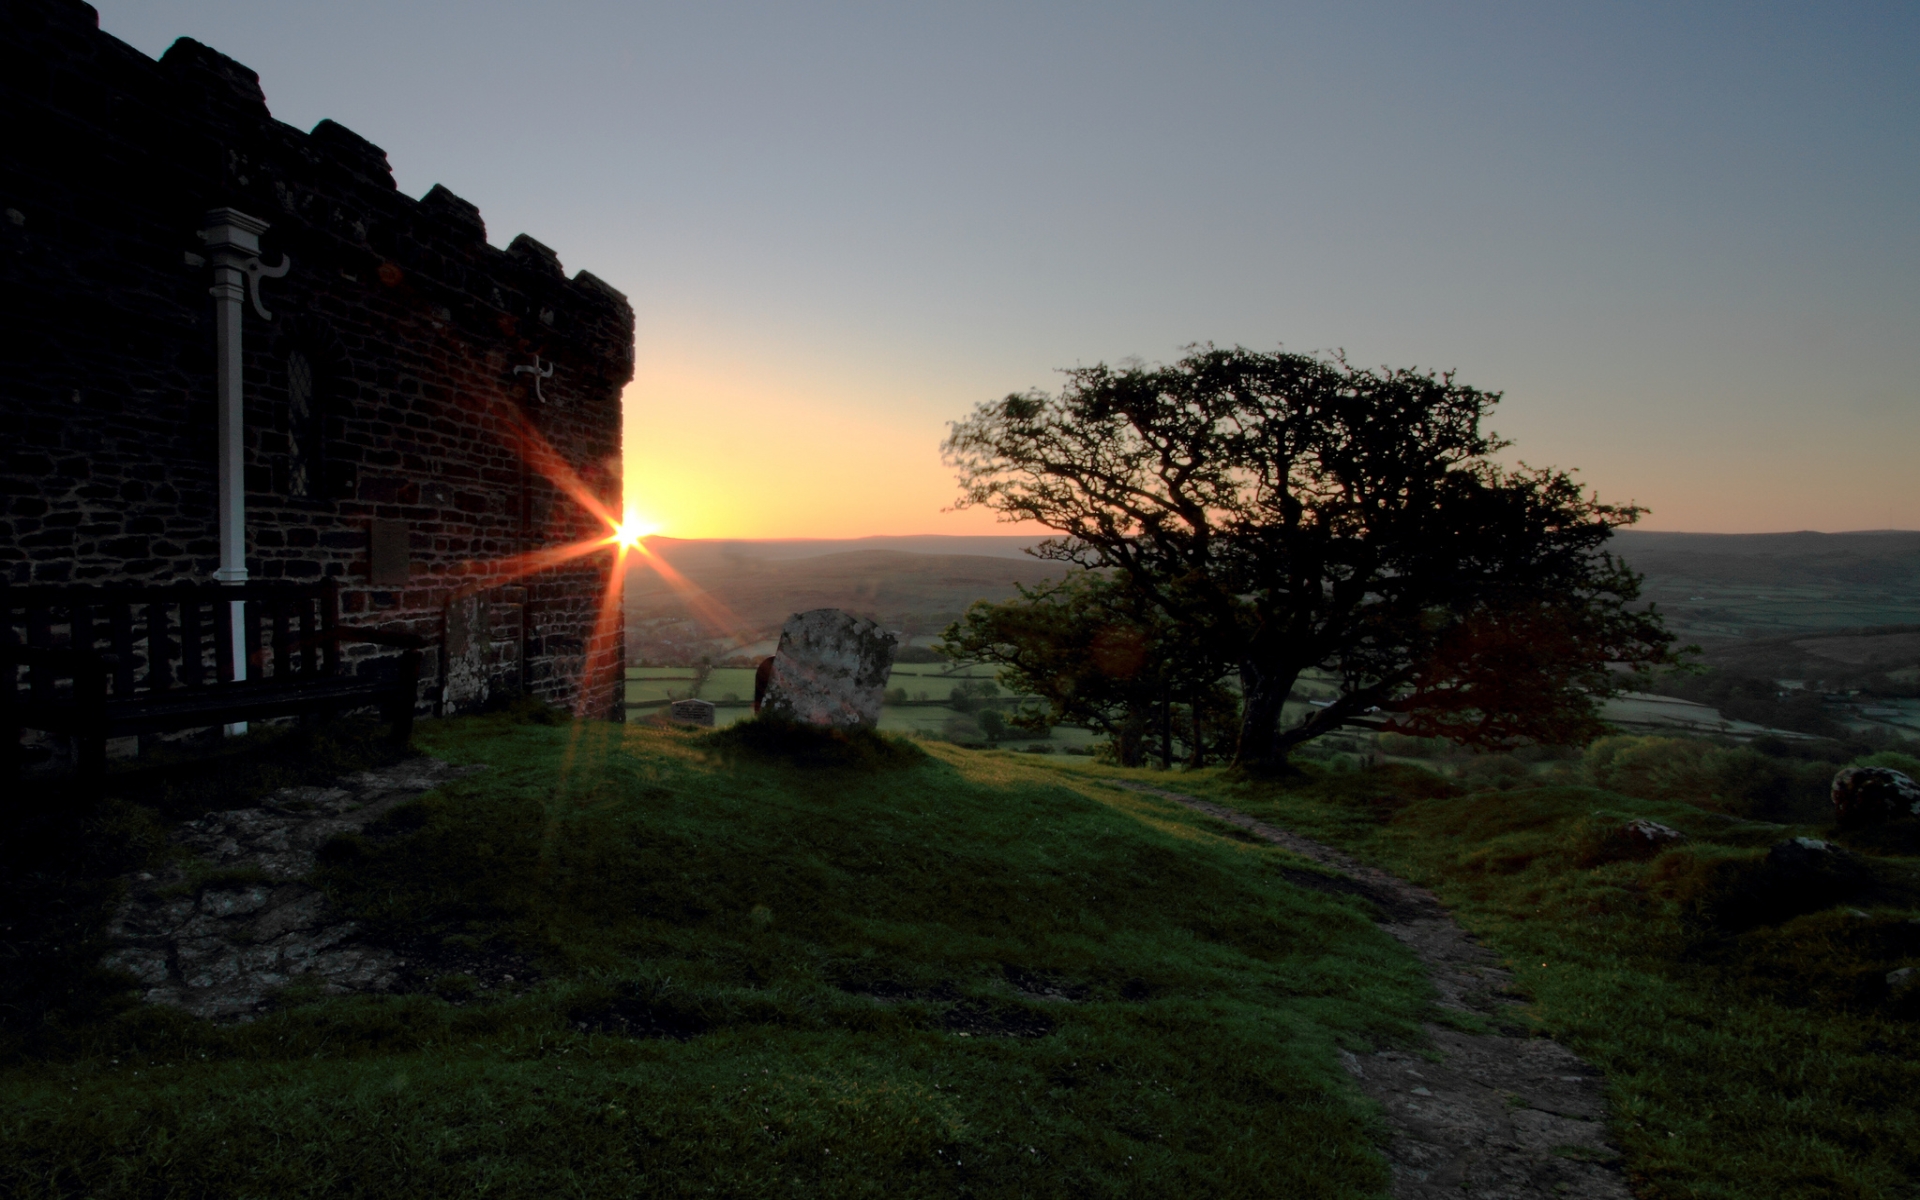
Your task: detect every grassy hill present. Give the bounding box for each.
[1,715,1427,1199]
[7,713,1920,1197]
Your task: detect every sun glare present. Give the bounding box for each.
[610,515,657,548]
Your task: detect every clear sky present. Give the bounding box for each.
[99,1,1918,538]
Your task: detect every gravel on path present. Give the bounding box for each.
[1107,780,1635,1200]
[100,756,491,1020]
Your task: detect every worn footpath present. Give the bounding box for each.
[1109,781,1634,1200]
[101,756,495,1020]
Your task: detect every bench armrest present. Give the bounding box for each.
[328,625,428,651]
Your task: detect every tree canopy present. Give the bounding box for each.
[943,344,1677,771]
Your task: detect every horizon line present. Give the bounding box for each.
[637,528,1920,543]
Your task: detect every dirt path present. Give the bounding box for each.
[1107,781,1634,1200]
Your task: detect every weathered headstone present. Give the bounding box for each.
[443,593,490,712]
[669,698,716,727]
[758,609,898,729]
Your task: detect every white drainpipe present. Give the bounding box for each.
[199,208,288,733]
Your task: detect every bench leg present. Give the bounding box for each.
[387,649,421,748]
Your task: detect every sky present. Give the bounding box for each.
[99,1,1919,539]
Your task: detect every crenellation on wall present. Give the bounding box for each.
[1,0,632,717]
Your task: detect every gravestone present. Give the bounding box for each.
[669,698,715,727]
[443,594,490,712]
[758,609,898,730]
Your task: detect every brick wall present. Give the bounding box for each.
[0,0,633,716]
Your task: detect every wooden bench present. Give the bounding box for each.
[2,579,424,777]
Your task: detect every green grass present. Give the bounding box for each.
[0,715,1434,1199]
[1151,762,1920,1200]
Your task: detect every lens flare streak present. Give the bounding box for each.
[482,401,752,718]
[623,538,756,649]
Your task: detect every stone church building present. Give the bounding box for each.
[1,0,633,717]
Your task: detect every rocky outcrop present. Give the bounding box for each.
[1831,766,1920,829]
[757,609,897,730]
[1620,819,1686,853]
[100,757,484,1020]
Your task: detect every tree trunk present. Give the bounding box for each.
[1232,657,1300,773]
[1160,687,1173,770]
[1188,692,1204,769]
[1113,719,1146,767]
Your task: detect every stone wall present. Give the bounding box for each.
[0,0,633,715]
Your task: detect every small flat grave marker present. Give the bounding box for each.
[669,698,716,726]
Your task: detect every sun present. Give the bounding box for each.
[610,513,658,548]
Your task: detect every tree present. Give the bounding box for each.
[946,679,1001,714]
[941,572,1240,768]
[977,708,1007,743]
[943,345,1678,772]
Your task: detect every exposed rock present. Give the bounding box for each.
[1620,818,1686,852]
[1831,766,1920,829]
[99,756,484,1020]
[1757,836,1873,915]
[1767,836,1863,877]
[757,608,897,730]
[1889,967,1916,992]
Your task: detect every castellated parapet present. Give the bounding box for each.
[0,0,634,717]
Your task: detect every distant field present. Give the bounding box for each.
[1642,588,1919,641]
[1600,691,1800,739]
[627,669,1746,750]
[626,547,1068,655]
[1615,529,1920,640]
[623,662,1097,748]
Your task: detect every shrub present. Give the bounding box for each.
[941,713,985,744]
[947,680,1000,715]
[1654,842,1874,934]
[1457,754,1534,791]
[1378,732,1446,758]
[1854,750,1920,777]
[1583,735,1830,822]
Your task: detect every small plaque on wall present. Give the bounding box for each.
[369,518,410,586]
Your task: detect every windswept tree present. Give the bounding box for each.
[943,345,1677,772]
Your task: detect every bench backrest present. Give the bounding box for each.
[1,579,344,702]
